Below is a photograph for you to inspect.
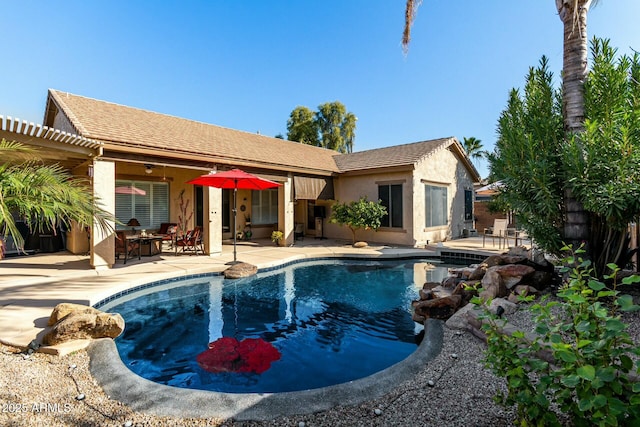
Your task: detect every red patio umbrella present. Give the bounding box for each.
[187,169,281,264]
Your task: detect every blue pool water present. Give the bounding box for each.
[105,259,450,393]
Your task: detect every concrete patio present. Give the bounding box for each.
[0,235,513,353]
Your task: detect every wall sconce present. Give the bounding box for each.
[144,164,154,174]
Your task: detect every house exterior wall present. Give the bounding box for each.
[413,148,476,245]
[330,170,414,246]
[327,149,476,247]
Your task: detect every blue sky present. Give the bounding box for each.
[2,1,639,178]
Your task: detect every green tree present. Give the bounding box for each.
[491,40,640,276]
[316,102,357,153]
[490,56,565,255]
[0,139,114,258]
[564,39,640,272]
[286,106,319,146]
[286,101,357,153]
[329,197,387,244]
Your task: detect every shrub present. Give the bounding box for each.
[329,196,387,244]
[474,245,640,426]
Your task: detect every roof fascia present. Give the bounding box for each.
[101,146,335,177]
[447,138,482,182]
[337,164,414,177]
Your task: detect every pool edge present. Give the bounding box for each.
[87,318,444,421]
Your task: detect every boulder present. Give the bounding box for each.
[353,241,368,248]
[452,280,480,305]
[488,264,536,289]
[418,288,434,300]
[528,270,554,291]
[413,295,462,321]
[445,303,480,330]
[468,266,486,281]
[422,282,441,290]
[448,266,477,280]
[47,303,104,326]
[44,310,125,346]
[500,255,528,265]
[514,284,539,296]
[441,276,460,289]
[483,255,507,268]
[223,262,258,279]
[489,298,518,316]
[479,269,508,301]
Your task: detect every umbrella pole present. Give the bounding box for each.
[232,185,237,263]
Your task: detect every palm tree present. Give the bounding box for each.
[556,0,596,246]
[403,0,597,249]
[462,136,485,166]
[0,139,114,258]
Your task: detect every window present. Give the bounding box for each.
[378,184,403,228]
[464,189,473,221]
[425,184,447,227]
[251,189,278,225]
[115,180,169,230]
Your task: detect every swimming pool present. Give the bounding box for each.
[100,258,450,394]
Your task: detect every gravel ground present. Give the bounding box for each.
[1,287,638,427]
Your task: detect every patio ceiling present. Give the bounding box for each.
[0,115,102,170]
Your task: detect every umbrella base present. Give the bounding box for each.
[225,260,243,265]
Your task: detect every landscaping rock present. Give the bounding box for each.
[489,298,518,316]
[413,295,462,321]
[43,309,125,346]
[47,303,104,326]
[353,241,368,248]
[514,284,539,296]
[452,280,480,305]
[445,303,480,330]
[411,247,559,322]
[419,288,434,300]
[480,269,507,298]
[441,276,460,289]
[492,264,536,289]
[223,262,258,279]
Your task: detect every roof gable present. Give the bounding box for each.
[334,137,481,182]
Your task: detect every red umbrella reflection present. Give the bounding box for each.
[115,186,146,195]
[196,337,281,374]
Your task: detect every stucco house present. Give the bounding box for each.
[2,89,481,268]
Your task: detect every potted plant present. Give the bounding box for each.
[271,230,284,246]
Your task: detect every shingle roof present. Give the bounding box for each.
[333,137,456,172]
[46,90,339,175]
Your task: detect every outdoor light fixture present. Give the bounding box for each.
[144,164,154,174]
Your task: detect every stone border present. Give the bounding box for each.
[88,319,443,421]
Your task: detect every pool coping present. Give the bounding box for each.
[88,318,443,420]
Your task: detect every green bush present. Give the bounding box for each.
[474,245,640,426]
[329,196,387,244]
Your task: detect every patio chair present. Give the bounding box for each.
[483,218,509,248]
[158,223,177,249]
[175,226,204,255]
[115,230,140,263]
[294,223,304,241]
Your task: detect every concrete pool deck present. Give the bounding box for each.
[0,236,506,350]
